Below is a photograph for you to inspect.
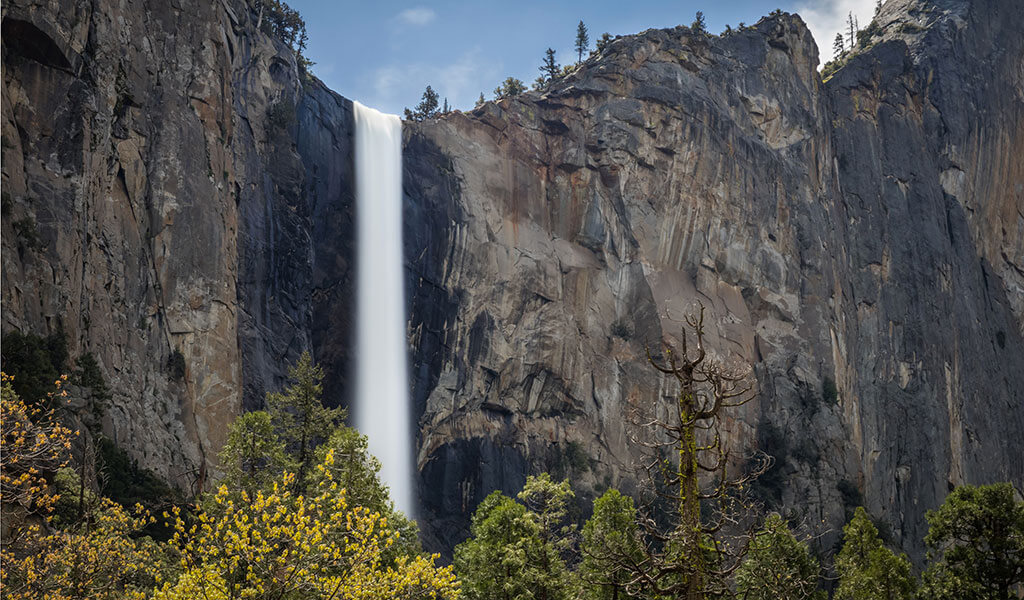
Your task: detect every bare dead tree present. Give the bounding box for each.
[587,304,771,599]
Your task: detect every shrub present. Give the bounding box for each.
[610,318,632,340]
[822,376,838,404]
[1,330,68,407]
[267,99,296,129]
[167,349,186,380]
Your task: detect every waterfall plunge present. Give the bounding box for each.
[353,101,413,516]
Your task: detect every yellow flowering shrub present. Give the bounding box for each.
[0,371,75,516]
[0,498,170,600]
[159,449,459,599]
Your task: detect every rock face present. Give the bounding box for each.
[403,0,1024,561]
[1,0,356,487]
[2,0,1021,566]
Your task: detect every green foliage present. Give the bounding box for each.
[921,483,1024,599]
[822,376,838,404]
[404,85,440,121]
[594,32,613,53]
[575,20,590,63]
[267,351,344,493]
[898,22,923,34]
[836,507,916,600]
[50,466,103,528]
[493,77,527,100]
[218,410,289,497]
[96,436,180,540]
[455,483,576,600]
[736,513,825,600]
[167,348,186,380]
[610,318,632,340]
[1,329,68,407]
[856,20,882,49]
[691,11,707,35]
[313,425,422,562]
[475,92,486,107]
[565,441,590,473]
[75,352,110,427]
[579,489,643,599]
[834,32,846,56]
[539,47,560,84]
[517,473,576,551]
[255,0,309,61]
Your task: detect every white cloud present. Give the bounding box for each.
[795,0,877,64]
[370,47,501,115]
[395,7,436,27]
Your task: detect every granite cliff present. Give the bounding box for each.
[2,0,1021,563]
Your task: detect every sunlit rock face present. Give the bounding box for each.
[402,0,1024,561]
[2,0,1021,567]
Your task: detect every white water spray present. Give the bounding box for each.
[353,101,413,516]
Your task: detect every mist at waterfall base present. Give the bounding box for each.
[353,101,414,517]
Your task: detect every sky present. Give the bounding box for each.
[289,0,876,116]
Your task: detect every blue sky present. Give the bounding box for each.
[289,0,875,115]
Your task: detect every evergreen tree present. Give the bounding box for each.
[847,12,858,48]
[403,85,440,121]
[218,410,289,499]
[921,483,1024,600]
[493,77,526,99]
[476,92,486,107]
[579,489,644,600]
[691,11,707,35]
[540,47,560,83]
[575,20,590,63]
[595,32,613,53]
[455,490,556,600]
[835,507,916,600]
[834,32,846,56]
[266,351,343,493]
[313,425,422,563]
[736,513,825,600]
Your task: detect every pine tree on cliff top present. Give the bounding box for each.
[575,20,590,63]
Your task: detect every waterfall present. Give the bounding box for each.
[353,101,413,516]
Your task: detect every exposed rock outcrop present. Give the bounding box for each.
[404,0,1024,561]
[2,0,1020,567]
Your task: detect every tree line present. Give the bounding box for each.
[1,310,1022,598]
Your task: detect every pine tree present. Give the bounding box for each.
[595,32,613,53]
[834,32,845,56]
[836,507,916,600]
[691,11,707,35]
[575,20,590,63]
[403,84,440,121]
[455,490,557,600]
[847,12,857,48]
[540,47,560,83]
[579,489,644,599]
[442,97,449,114]
[736,514,825,600]
[266,351,343,493]
[476,92,485,107]
[921,483,1024,600]
[493,77,526,99]
[218,410,289,499]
